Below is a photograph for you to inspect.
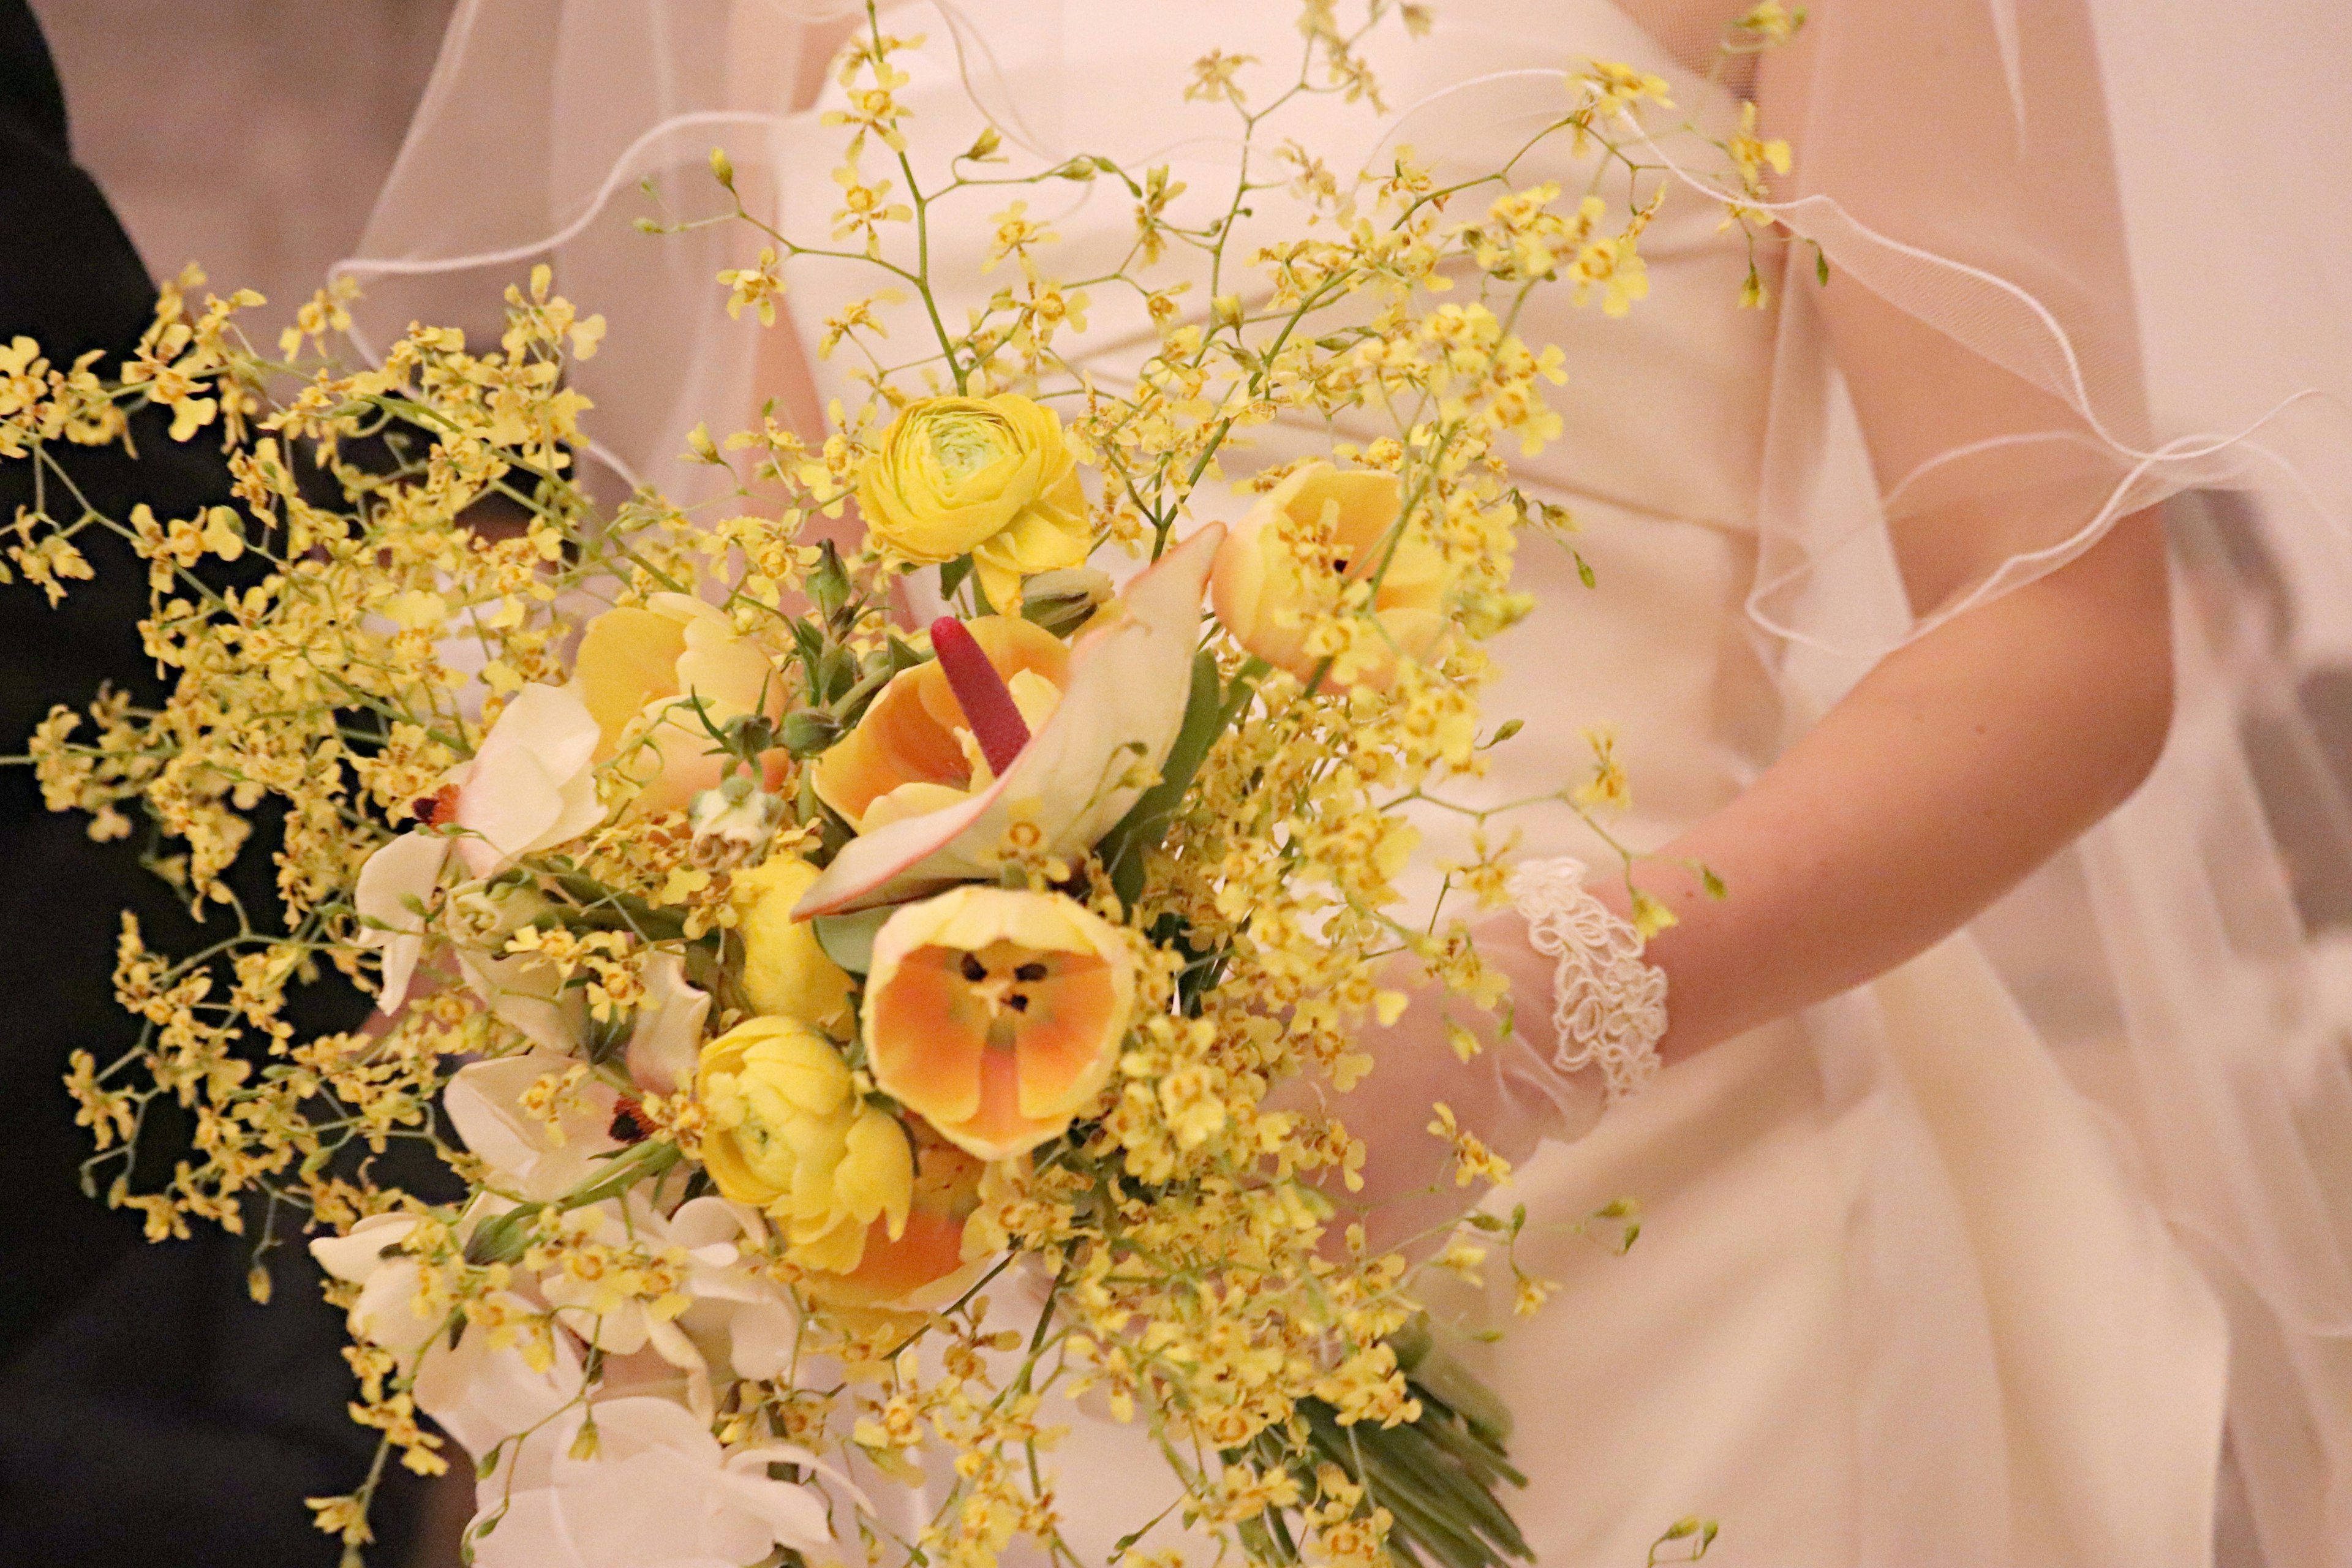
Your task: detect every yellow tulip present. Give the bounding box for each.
[731,856,855,1035]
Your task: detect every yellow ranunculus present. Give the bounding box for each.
[1209,462,1452,691]
[571,593,786,816]
[694,1017,913,1275]
[862,886,1134,1160]
[856,393,1090,610]
[731,856,855,1035]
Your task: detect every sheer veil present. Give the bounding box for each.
[335,2,2352,1560]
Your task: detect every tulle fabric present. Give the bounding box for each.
[336,2,2352,1561]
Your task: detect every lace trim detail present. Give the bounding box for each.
[1506,856,1668,1103]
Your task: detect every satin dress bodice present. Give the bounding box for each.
[776,6,2229,1564]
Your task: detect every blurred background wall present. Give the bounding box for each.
[28,0,455,342]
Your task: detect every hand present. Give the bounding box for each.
[1280,910,1604,1256]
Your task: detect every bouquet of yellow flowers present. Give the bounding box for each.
[7,6,1790,1563]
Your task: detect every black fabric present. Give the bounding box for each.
[0,2,429,1559]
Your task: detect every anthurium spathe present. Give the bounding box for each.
[862,886,1135,1161]
[813,614,1069,834]
[572,593,786,816]
[1210,462,1452,690]
[794,523,1223,918]
[352,682,605,1012]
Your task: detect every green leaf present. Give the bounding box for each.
[1098,649,1228,910]
[937,556,974,601]
[813,905,895,974]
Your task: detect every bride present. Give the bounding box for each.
[346,1,2352,1562]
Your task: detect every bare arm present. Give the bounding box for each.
[1599,271,2174,1061]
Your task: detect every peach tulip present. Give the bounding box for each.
[801,1140,991,1310]
[1210,462,1450,690]
[862,886,1134,1160]
[573,593,787,816]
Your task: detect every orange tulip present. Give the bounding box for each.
[862,886,1134,1160]
[1210,462,1451,690]
[801,1140,991,1310]
[813,615,1069,833]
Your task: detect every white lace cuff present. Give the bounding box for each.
[1506,856,1668,1103]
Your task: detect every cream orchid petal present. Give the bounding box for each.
[538,758,609,853]
[412,1287,586,1472]
[559,1396,723,1475]
[353,831,450,1013]
[353,1259,440,1357]
[444,1054,624,1202]
[646,1314,707,1375]
[665,1195,755,1253]
[725,1440,876,1519]
[725,1297,801,1382]
[624,950,712,1095]
[457,949,584,1055]
[796,524,1223,917]
[310,1212,420,1286]
[710,1464,838,1555]
[454,684,604,873]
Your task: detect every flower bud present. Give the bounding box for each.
[688,774,786,865]
[780,709,842,758]
[1019,565,1115,638]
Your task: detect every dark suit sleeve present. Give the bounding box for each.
[0,4,434,1561]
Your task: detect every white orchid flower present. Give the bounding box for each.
[413,1289,588,1475]
[312,1218,590,1469]
[352,682,606,1014]
[469,1396,849,1568]
[443,1052,628,1204]
[795,523,1223,918]
[624,949,714,1096]
[310,1212,441,1360]
[535,1194,797,1423]
[663,1196,801,1388]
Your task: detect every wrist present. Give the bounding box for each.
[1501,857,1670,1101]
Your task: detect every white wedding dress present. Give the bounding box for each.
[763,7,2233,1564]
[345,0,2352,1562]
